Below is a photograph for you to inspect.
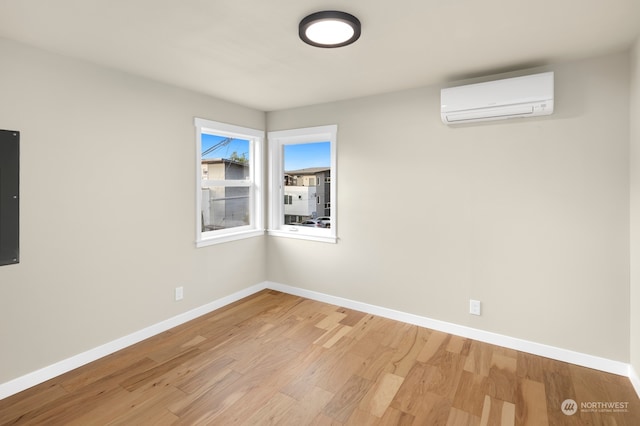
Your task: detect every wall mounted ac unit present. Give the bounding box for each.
[441,72,554,125]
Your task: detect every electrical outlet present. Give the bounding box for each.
[175,286,184,301]
[469,299,481,316]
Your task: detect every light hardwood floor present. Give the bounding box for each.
[1,290,638,425]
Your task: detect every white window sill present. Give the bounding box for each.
[267,229,337,244]
[196,229,265,247]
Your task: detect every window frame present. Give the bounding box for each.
[268,125,337,244]
[195,118,264,247]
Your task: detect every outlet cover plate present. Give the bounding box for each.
[175,286,184,301]
[470,299,481,315]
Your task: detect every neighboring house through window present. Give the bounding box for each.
[195,118,264,246]
[268,125,337,243]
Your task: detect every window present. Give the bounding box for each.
[268,125,337,243]
[195,118,264,246]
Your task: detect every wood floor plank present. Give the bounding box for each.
[348,314,386,343]
[385,322,419,350]
[67,384,185,426]
[286,323,329,352]
[516,378,550,426]
[276,346,329,400]
[239,391,296,425]
[479,395,515,426]
[227,332,293,374]
[409,391,452,425]
[275,386,335,426]
[447,334,469,354]
[319,324,353,348]
[355,344,396,381]
[19,383,127,425]
[169,370,246,423]
[107,407,179,426]
[486,356,518,403]
[515,351,545,382]
[0,382,67,425]
[144,332,207,364]
[543,370,580,426]
[348,318,392,357]
[322,374,372,423]
[378,407,416,425]
[501,401,516,426]
[172,367,238,415]
[446,406,481,426]
[463,340,493,377]
[171,354,236,395]
[452,370,489,417]
[336,307,368,327]
[3,357,157,425]
[1,290,638,426]
[345,408,380,425]
[390,361,438,415]
[287,298,339,319]
[427,350,467,400]
[310,412,343,426]
[315,311,347,331]
[567,363,640,426]
[479,394,493,426]
[208,349,304,425]
[416,329,449,364]
[58,342,156,393]
[360,372,404,417]
[118,347,201,392]
[313,351,367,394]
[389,326,430,377]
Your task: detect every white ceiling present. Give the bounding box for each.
[1,1,639,112]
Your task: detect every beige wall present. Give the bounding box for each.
[267,51,631,362]
[0,35,636,388]
[0,38,266,383]
[631,40,640,379]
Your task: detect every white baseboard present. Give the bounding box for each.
[265,281,633,379]
[0,283,268,400]
[2,280,638,401]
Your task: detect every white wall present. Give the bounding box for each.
[267,51,631,362]
[0,38,266,384]
[630,40,640,382]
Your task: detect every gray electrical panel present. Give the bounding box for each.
[0,129,19,266]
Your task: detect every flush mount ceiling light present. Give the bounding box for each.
[299,11,361,48]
